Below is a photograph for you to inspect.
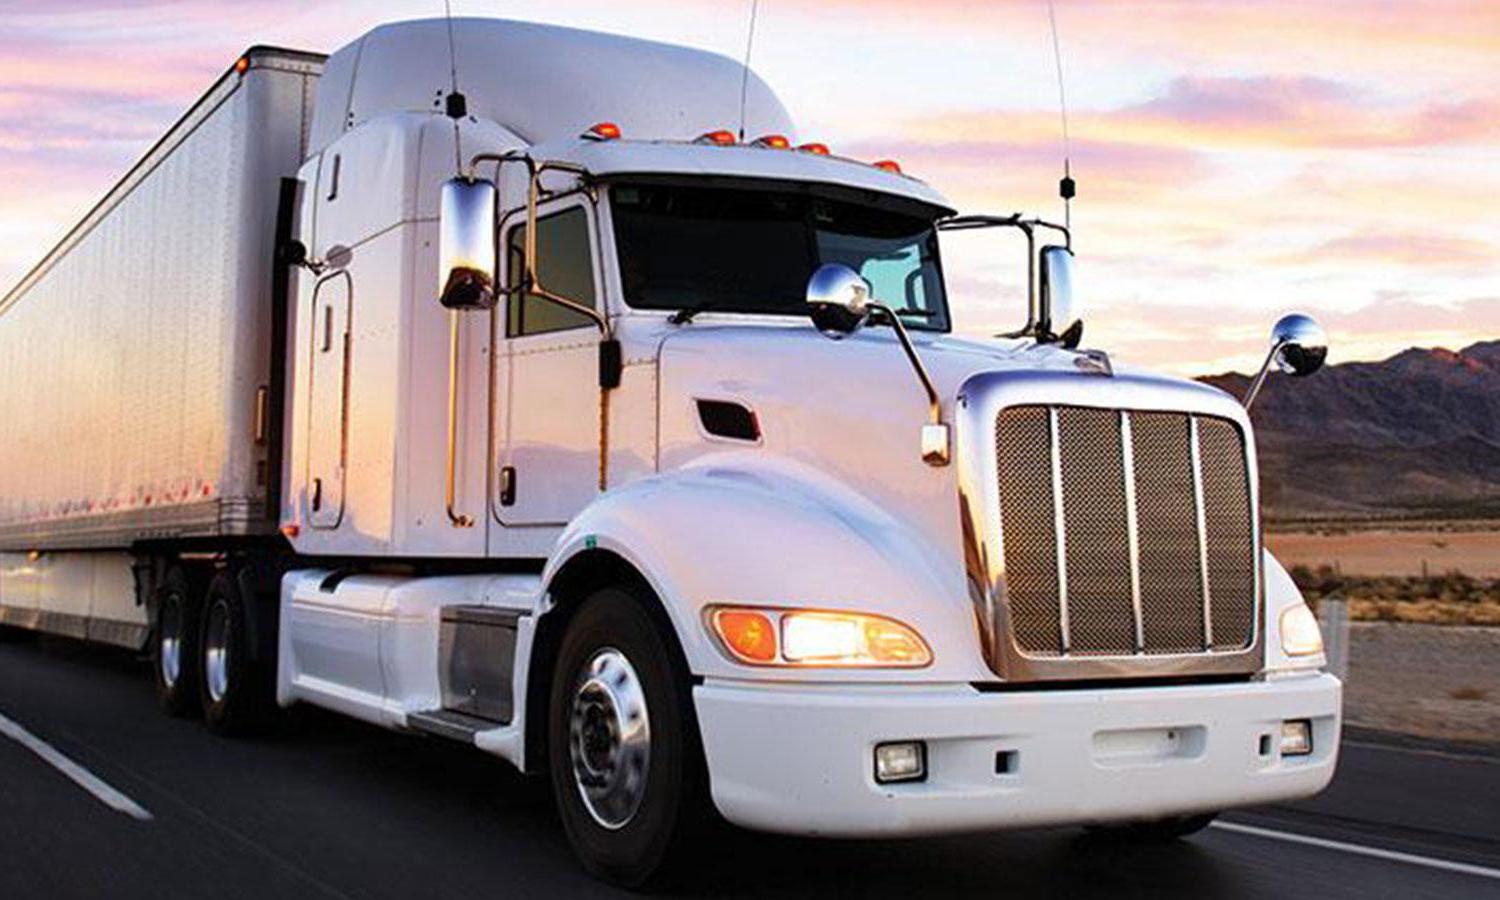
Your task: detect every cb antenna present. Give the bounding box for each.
[1046,0,1075,235]
[443,0,468,174]
[736,0,761,142]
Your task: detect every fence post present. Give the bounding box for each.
[1319,597,1350,682]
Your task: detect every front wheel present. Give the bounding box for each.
[547,586,710,888]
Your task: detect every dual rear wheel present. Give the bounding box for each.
[151,566,271,734]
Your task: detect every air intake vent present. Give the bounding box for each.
[697,400,760,442]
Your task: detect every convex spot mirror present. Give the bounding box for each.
[1270,313,1328,377]
[438,177,498,310]
[1039,245,1082,346]
[805,263,871,338]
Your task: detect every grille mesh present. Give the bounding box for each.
[1131,412,1207,654]
[993,407,1061,654]
[1057,409,1136,655]
[1199,417,1257,650]
[994,405,1256,658]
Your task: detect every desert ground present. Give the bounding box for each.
[1267,524,1500,578]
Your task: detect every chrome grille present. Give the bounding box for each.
[994,405,1257,658]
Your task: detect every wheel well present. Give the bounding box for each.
[523,549,693,773]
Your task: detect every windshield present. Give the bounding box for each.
[609,182,950,331]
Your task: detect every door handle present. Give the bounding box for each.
[445,310,474,528]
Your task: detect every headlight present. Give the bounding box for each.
[1279,603,1324,657]
[706,606,932,668]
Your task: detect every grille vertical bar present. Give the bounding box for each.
[995,405,1256,660]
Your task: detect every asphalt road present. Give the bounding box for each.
[1,633,1497,899]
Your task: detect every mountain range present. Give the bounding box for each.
[1200,340,1500,521]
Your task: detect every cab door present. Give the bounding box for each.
[306,271,351,528]
[495,198,605,526]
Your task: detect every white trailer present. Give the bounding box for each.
[0,19,1340,887]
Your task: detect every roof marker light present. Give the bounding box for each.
[234,56,250,75]
[582,121,622,141]
[797,142,831,156]
[873,159,903,174]
[751,134,791,149]
[695,129,737,146]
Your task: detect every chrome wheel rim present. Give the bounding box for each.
[203,600,231,704]
[568,648,651,830]
[159,595,183,688]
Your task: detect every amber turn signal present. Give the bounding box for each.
[711,608,778,663]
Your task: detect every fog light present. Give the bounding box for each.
[1280,720,1313,756]
[874,741,926,784]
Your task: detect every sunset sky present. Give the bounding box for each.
[1,0,1496,374]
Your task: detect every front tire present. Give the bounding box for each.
[547,585,709,888]
[198,572,273,736]
[153,566,202,717]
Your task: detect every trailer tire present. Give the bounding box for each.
[1086,813,1217,842]
[199,572,274,736]
[152,567,203,717]
[547,585,710,888]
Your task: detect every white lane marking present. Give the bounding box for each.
[0,710,152,821]
[1212,820,1500,882]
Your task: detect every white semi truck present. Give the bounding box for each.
[0,18,1339,886]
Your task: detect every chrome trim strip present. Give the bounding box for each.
[1119,411,1145,654]
[1047,406,1071,654]
[1188,415,1214,651]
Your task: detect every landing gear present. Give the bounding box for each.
[547,585,710,888]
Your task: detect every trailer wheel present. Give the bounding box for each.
[548,585,709,888]
[198,573,273,736]
[1086,813,1217,842]
[152,567,203,717]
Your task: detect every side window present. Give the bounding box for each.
[505,207,598,337]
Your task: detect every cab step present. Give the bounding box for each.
[407,709,500,743]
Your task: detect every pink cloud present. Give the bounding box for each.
[1284,231,1497,269]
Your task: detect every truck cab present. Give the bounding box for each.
[261,19,1341,886]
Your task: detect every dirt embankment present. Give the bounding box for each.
[1340,622,1500,744]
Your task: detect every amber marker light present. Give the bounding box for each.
[872,159,903,174]
[694,129,737,146]
[706,606,931,668]
[710,608,778,663]
[751,134,791,149]
[234,56,250,75]
[796,142,831,155]
[583,121,622,141]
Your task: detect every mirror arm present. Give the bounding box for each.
[1243,339,1286,410]
[444,309,474,528]
[870,302,950,466]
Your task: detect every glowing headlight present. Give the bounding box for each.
[706,606,932,668]
[1280,603,1324,657]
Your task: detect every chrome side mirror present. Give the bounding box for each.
[1244,313,1329,408]
[438,177,498,309]
[1039,245,1081,346]
[805,263,871,338]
